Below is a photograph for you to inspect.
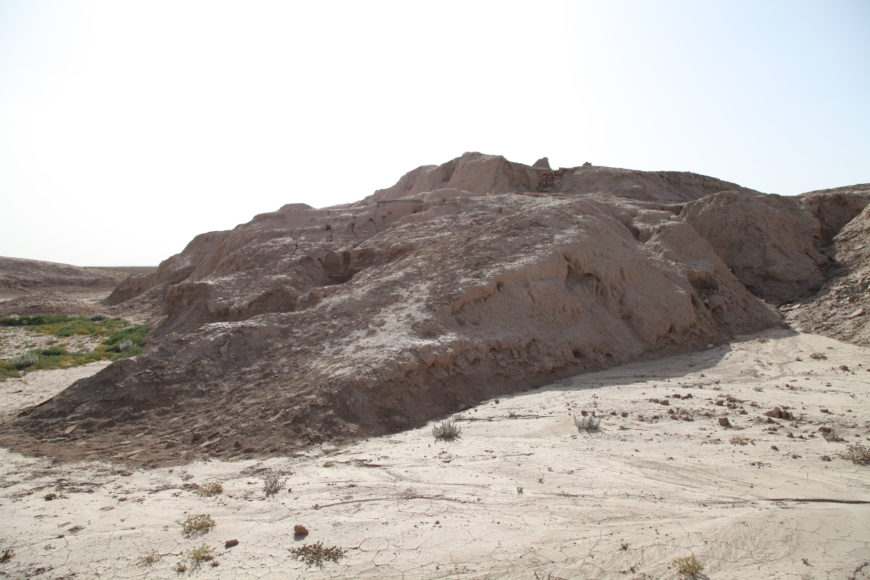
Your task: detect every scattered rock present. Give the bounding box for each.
[718,417,731,427]
[224,539,239,549]
[294,525,308,537]
[765,407,794,420]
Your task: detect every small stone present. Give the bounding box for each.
[847,307,865,319]
[764,407,793,420]
[718,417,731,427]
[294,525,308,536]
[225,539,239,549]
[771,445,779,451]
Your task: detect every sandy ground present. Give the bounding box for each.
[1,329,868,579]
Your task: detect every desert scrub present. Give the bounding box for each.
[432,419,462,441]
[136,549,160,566]
[809,352,827,360]
[9,352,37,370]
[194,482,223,497]
[672,554,704,578]
[187,544,214,564]
[261,472,286,497]
[181,514,215,536]
[289,541,346,568]
[574,414,601,432]
[0,548,13,563]
[840,442,870,465]
[0,315,148,379]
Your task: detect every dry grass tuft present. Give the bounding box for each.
[289,541,346,568]
[195,482,223,497]
[673,554,704,578]
[136,549,160,566]
[181,514,215,537]
[840,442,870,465]
[262,472,285,497]
[432,420,462,441]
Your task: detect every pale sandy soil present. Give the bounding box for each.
[1,330,868,579]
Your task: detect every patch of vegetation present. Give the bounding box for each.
[673,554,704,578]
[262,472,285,497]
[0,548,13,563]
[809,352,828,360]
[0,315,148,380]
[574,414,601,432]
[194,482,223,497]
[289,541,346,568]
[432,420,462,441]
[181,514,215,537]
[840,443,870,465]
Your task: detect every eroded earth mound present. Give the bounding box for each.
[1,153,867,464]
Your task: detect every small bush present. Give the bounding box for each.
[9,352,38,370]
[181,514,215,537]
[262,472,285,497]
[38,346,69,356]
[289,541,346,568]
[432,420,462,441]
[840,443,870,465]
[673,554,704,578]
[116,339,135,352]
[188,544,214,564]
[195,482,223,497]
[90,313,108,321]
[574,415,601,432]
[0,548,14,563]
[809,352,827,360]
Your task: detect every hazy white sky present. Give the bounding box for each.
[1,0,868,266]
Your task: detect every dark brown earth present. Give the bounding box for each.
[0,153,867,466]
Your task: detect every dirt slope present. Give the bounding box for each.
[1,155,866,464]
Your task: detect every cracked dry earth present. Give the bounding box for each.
[1,329,869,579]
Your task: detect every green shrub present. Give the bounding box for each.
[38,346,69,356]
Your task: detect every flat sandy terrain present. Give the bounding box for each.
[1,329,868,579]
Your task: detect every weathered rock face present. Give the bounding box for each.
[681,191,829,304]
[2,154,865,464]
[783,189,870,345]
